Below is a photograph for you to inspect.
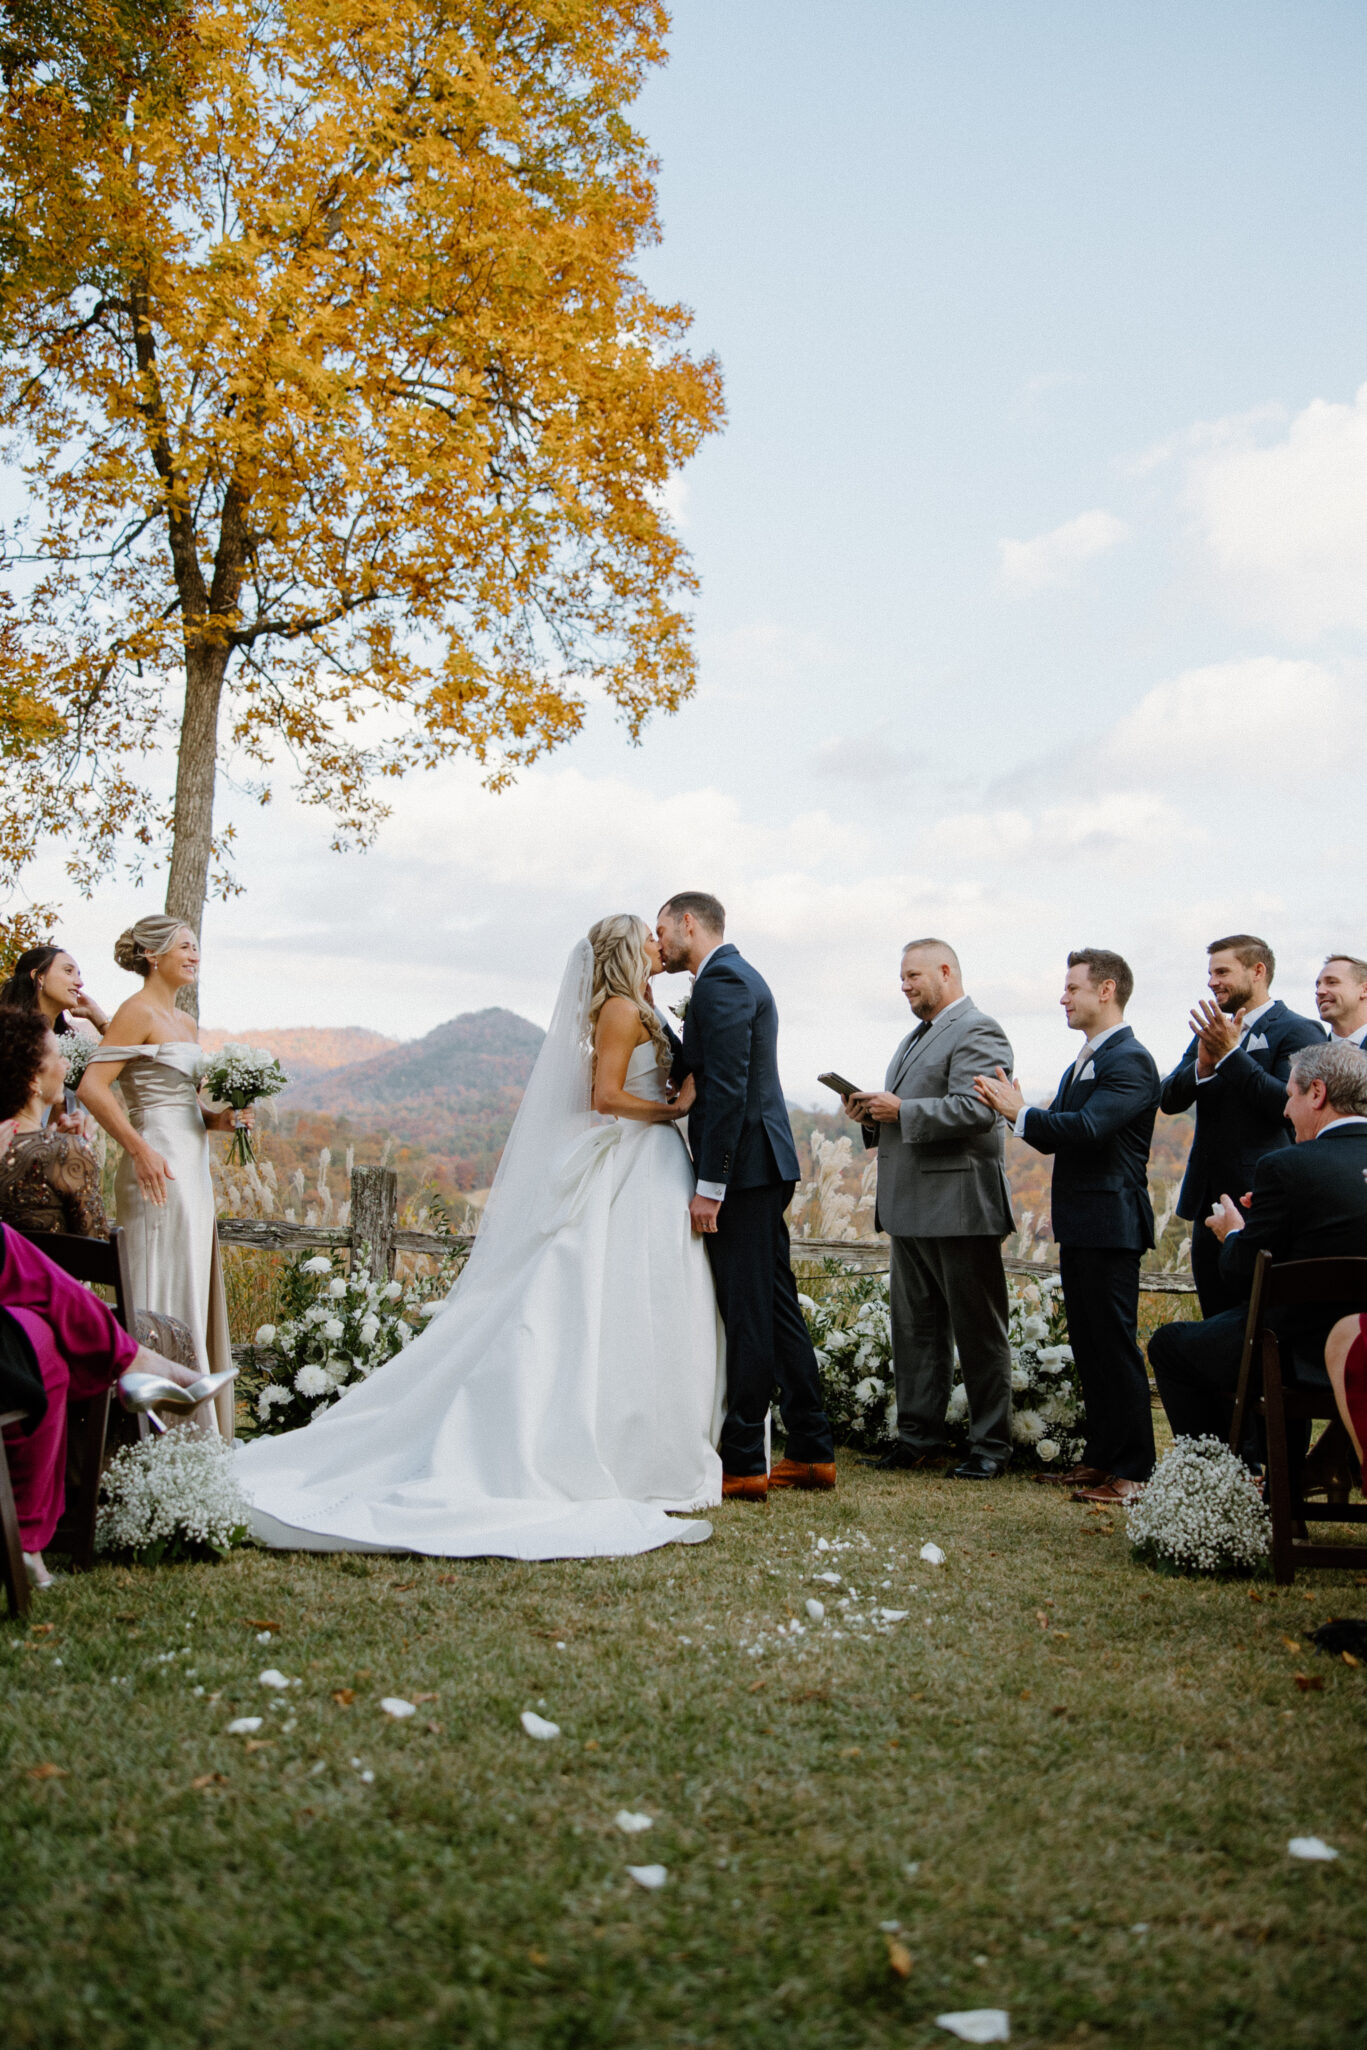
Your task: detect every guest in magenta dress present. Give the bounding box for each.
[1324,1315,1367,1474]
[0,1224,216,1590]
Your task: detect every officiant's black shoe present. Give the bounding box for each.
[861,1446,951,1472]
[951,1454,1007,1481]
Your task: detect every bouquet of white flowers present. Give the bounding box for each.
[1126,1435,1270,1575]
[95,1431,249,1564]
[246,1251,456,1432]
[201,1042,290,1165]
[54,1028,96,1090]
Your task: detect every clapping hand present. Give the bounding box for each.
[973,1066,1025,1120]
[1190,998,1244,1076]
[1205,1192,1246,1242]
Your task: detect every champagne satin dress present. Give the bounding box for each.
[89,1043,234,1437]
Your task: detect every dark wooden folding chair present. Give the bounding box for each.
[10,1226,136,1574]
[0,1407,31,1618]
[1229,1250,1367,1585]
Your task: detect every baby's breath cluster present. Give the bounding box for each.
[96,1431,248,1564]
[796,1267,1085,1468]
[1126,1434,1271,1574]
[248,1251,453,1433]
[54,1028,95,1089]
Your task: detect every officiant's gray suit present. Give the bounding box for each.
[864,997,1016,1463]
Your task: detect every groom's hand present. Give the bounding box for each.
[689,1194,722,1235]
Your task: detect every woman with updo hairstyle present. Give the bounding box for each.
[76,914,241,1437]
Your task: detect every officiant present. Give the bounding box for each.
[846,940,1016,1480]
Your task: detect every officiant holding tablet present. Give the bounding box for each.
[840,940,1016,1478]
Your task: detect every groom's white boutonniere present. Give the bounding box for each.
[669,996,689,1023]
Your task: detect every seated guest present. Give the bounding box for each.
[1315,953,1367,1049]
[0,1222,223,1590]
[1324,1315,1367,1470]
[0,1010,200,1368]
[1148,1039,1367,1450]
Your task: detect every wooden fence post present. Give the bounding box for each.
[349,1166,399,1280]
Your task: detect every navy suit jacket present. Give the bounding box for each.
[1019,1025,1160,1251]
[1160,999,1323,1221]
[673,944,800,1189]
[1219,1122,1367,1376]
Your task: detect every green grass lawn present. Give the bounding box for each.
[2,1459,1365,2050]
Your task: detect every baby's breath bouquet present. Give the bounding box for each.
[246,1251,454,1433]
[795,1266,1084,1468]
[1126,1435,1270,1575]
[54,1028,96,1090]
[201,1042,290,1164]
[95,1431,249,1564]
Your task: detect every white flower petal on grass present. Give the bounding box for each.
[936,2012,1010,2044]
[225,1716,263,1735]
[805,1598,826,1622]
[813,1570,841,1585]
[880,1608,910,1623]
[919,1543,946,1566]
[258,1668,290,1689]
[614,1810,654,1834]
[1288,1836,1339,1861]
[521,1710,560,1740]
[381,1697,417,1719]
[626,1864,668,1889]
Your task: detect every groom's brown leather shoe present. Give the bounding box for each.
[768,1458,837,1491]
[722,1473,769,1501]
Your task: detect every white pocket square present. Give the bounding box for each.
[1077,1060,1095,1081]
[1245,1033,1269,1052]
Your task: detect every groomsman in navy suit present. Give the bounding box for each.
[975,949,1160,1507]
[1160,935,1321,1317]
[1315,952,1367,1050]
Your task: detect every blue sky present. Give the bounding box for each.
[37,1,1367,1095]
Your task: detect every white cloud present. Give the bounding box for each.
[1093,655,1362,783]
[999,509,1128,593]
[933,791,1194,866]
[1187,384,1367,636]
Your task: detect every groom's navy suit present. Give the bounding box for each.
[674,944,834,1476]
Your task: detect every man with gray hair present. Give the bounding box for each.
[1315,953,1367,1048]
[1148,1038,1367,1448]
[847,939,1016,1478]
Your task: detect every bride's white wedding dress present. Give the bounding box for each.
[235,942,724,1558]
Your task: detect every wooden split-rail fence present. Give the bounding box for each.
[217,1166,1197,1294]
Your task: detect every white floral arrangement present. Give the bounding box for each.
[669,994,690,1023]
[796,1267,1085,1468]
[201,1042,290,1165]
[1126,1435,1271,1575]
[246,1251,452,1433]
[95,1431,249,1564]
[54,1028,96,1089]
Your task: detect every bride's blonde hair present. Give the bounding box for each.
[587,914,671,1075]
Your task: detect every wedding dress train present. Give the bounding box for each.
[236,946,724,1558]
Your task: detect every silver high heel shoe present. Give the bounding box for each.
[181,1368,238,1407]
[117,1370,199,1435]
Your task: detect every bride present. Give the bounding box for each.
[236,916,725,1557]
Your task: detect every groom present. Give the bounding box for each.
[657,892,836,1501]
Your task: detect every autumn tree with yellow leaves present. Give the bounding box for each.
[0,0,722,981]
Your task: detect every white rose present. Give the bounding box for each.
[302,1255,331,1275]
[1021,1314,1048,1342]
[328,1277,348,1298]
[321,1317,345,1341]
[383,1280,402,1301]
[254,1324,276,1348]
[303,1305,329,1327]
[1037,1438,1060,1462]
[358,1316,380,1344]
[1010,1367,1029,1393]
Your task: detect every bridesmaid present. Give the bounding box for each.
[77,915,246,1438]
[0,941,110,1135]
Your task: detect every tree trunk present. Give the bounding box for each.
[164,641,230,1017]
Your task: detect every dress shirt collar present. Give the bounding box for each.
[1331,1021,1367,1048]
[694,943,726,982]
[1075,1021,1126,1067]
[1238,998,1276,1034]
[1318,1115,1367,1135]
[914,992,969,1033]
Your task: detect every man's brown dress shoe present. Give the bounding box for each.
[1034,1463,1108,1488]
[768,1457,837,1491]
[722,1473,768,1502]
[1072,1476,1144,1505]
